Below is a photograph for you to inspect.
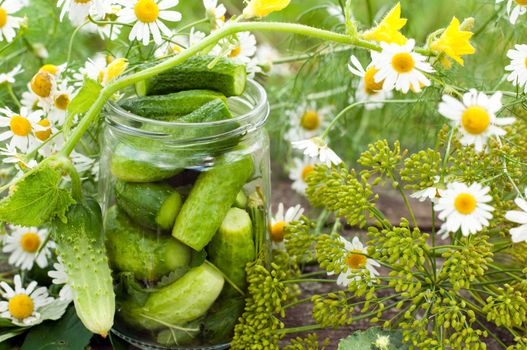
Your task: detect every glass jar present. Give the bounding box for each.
[99,80,270,349]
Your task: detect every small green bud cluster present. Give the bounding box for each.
[283,333,329,350]
[399,148,441,190]
[483,284,527,328]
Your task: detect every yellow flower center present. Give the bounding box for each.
[524,57,527,69]
[20,232,41,253]
[301,165,314,181]
[54,93,70,111]
[30,72,53,98]
[516,0,527,5]
[172,45,183,53]
[391,52,415,73]
[454,193,477,215]
[134,0,159,23]
[345,250,367,269]
[10,116,32,137]
[74,0,92,3]
[461,106,490,135]
[300,110,320,131]
[35,119,52,141]
[271,221,286,242]
[8,294,34,320]
[0,7,7,28]
[364,67,384,94]
[229,46,241,58]
[40,64,59,75]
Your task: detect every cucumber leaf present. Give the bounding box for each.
[21,307,92,350]
[338,328,408,350]
[64,77,102,137]
[0,164,75,226]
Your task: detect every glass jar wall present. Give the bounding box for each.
[99,80,270,349]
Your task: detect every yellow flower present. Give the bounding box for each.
[243,0,291,18]
[430,17,475,66]
[362,2,407,45]
[102,58,128,85]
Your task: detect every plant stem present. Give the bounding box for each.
[283,278,336,284]
[5,84,20,109]
[277,324,323,335]
[60,21,383,157]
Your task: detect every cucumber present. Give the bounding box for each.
[208,207,255,290]
[105,206,191,281]
[119,90,227,120]
[233,190,248,209]
[115,181,182,230]
[141,56,247,96]
[172,155,254,251]
[51,198,115,337]
[124,263,224,330]
[110,141,183,183]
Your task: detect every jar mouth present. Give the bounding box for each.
[105,79,269,133]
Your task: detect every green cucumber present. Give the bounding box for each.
[142,56,247,96]
[105,206,191,281]
[233,190,248,209]
[172,155,254,251]
[124,263,224,330]
[51,198,115,337]
[110,141,183,183]
[208,207,255,290]
[115,181,182,230]
[119,90,227,119]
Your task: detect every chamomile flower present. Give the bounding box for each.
[225,32,258,64]
[285,103,332,142]
[504,189,527,243]
[438,90,515,152]
[0,107,45,152]
[497,0,527,25]
[505,44,527,93]
[434,182,494,236]
[29,71,57,110]
[255,43,290,76]
[362,2,407,45]
[0,145,38,175]
[429,17,475,66]
[39,63,66,78]
[2,226,55,270]
[82,4,123,40]
[0,275,54,326]
[73,54,107,84]
[57,0,105,26]
[270,203,304,249]
[118,0,182,46]
[371,39,434,94]
[48,259,73,301]
[410,176,444,203]
[154,28,206,58]
[328,236,380,287]
[48,82,76,126]
[348,55,393,110]
[0,0,24,43]
[292,137,342,167]
[203,0,226,28]
[0,65,22,85]
[21,91,39,111]
[289,157,316,195]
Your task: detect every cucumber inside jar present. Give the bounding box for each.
[104,57,269,348]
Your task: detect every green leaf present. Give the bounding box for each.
[338,328,408,350]
[0,328,25,343]
[64,78,103,137]
[0,164,75,226]
[21,307,92,350]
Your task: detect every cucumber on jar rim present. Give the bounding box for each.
[119,89,227,120]
[135,56,247,97]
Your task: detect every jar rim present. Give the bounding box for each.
[105,79,268,129]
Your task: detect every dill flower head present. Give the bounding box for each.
[430,17,475,66]
[362,2,407,45]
